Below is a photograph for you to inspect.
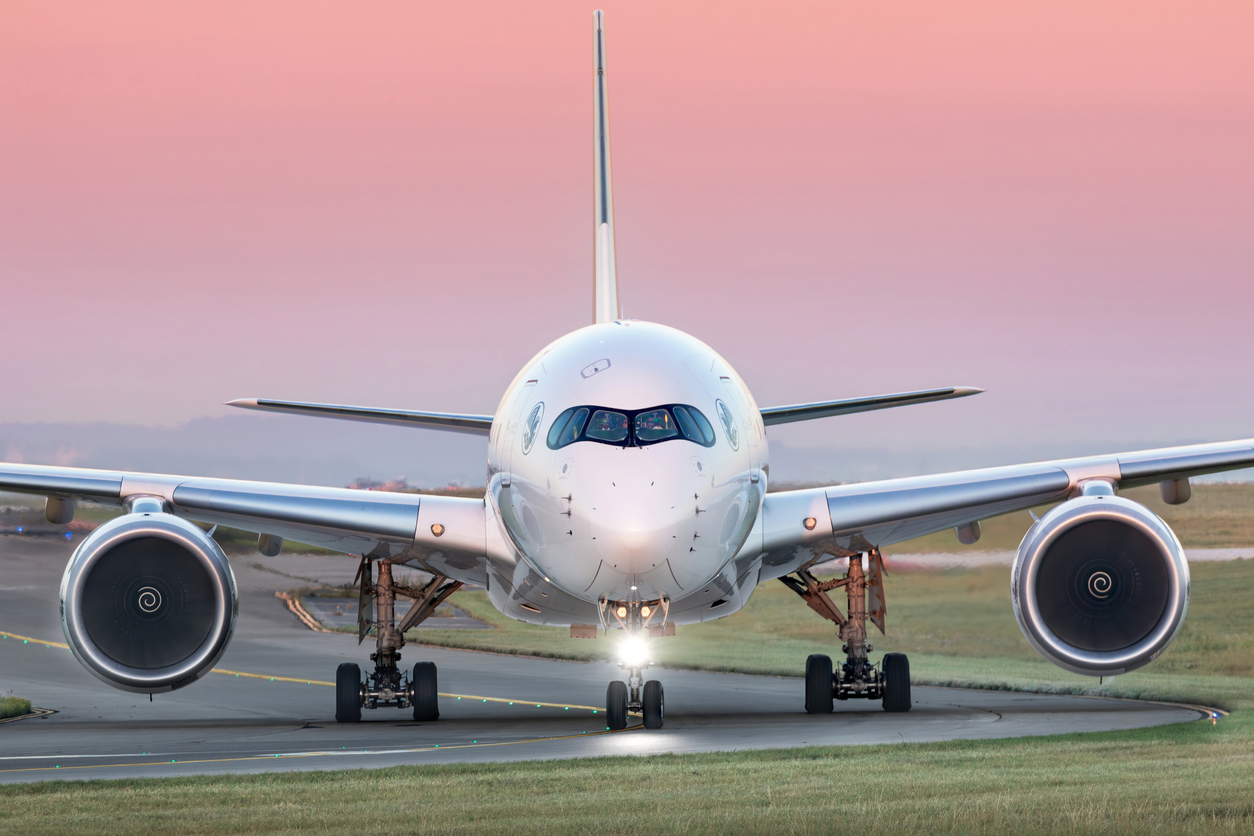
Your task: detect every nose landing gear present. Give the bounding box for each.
[600,596,668,730]
[606,657,665,730]
[334,557,462,723]
[782,548,911,713]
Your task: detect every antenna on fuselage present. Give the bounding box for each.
[593,10,620,324]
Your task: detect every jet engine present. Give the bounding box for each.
[60,508,238,694]
[1011,490,1188,677]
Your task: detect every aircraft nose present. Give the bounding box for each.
[590,482,684,574]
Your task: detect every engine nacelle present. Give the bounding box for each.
[60,511,238,694]
[1012,493,1188,677]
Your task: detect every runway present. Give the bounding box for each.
[0,535,1205,784]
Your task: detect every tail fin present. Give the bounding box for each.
[593,10,620,323]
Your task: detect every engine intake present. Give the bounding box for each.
[60,511,238,693]
[1011,494,1188,677]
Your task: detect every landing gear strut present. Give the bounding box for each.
[600,596,667,730]
[781,548,911,713]
[334,557,462,723]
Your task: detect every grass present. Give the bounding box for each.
[2,715,1253,835]
[0,695,31,719]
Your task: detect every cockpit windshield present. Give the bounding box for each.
[547,404,717,450]
[586,410,629,442]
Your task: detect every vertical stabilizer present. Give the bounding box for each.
[593,10,620,323]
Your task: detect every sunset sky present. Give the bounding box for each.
[2,1,1252,484]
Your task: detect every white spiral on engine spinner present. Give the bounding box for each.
[137,586,162,613]
[1087,571,1113,599]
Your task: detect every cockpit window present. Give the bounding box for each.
[547,406,590,449]
[586,410,629,442]
[672,405,714,445]
[634,409,678,442]
[557,407,588,446]
[547,404,717,449]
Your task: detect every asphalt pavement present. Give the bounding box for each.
[0,534,1204,784]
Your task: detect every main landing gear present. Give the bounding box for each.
[334,557,463,723]
[781,548,911,714]
[601,597,668,730]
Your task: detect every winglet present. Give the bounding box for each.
[593,10,620,324]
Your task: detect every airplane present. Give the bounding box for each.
[2,10,1251,731]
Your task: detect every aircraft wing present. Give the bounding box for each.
[226,398,494,435]
[760,386,983,426]
[748,437,1254,580]
[0,463,488,585]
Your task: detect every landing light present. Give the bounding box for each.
[641,606,651,617]
[618,635,650,669]
[616,606,627,618]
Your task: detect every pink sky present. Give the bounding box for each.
[2,1,1252,466]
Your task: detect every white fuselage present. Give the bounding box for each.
[482,320,768,628]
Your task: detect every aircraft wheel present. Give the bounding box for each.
[606,680,628,730]
[882,652,911,712]
[642,680,664,729]
[335,662,362,723]
[804,654,833,714]
[412,661,439,721]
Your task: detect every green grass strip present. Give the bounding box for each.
[1,713,1250,835]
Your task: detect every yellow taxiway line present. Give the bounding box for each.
[0,629,633,731]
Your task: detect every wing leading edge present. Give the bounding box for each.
[749,437,1254,580]
[226,398,493,435]
[760,386,983,426]
[0,462,489,585]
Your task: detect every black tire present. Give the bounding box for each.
[642,680,664,730]
[882,652,911,712]
[606,680,629,730]
[335,662,362,723]
[412,661,439,721]
[804,654,833,714]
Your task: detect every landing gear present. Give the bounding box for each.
[606,680,628,730]
[882,652,911,712]
[604,672,664,730]
[334,557,462,723]
[412,661,439,721]
[783,549,911,713]
[599,597,669,730]
[336,662,362,723]
[642,679,664,729]
[804,654,833,714]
